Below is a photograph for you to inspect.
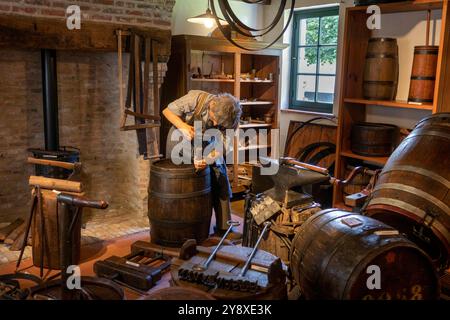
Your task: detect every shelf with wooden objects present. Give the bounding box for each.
[333,0,450,210]
[159,35,287,192]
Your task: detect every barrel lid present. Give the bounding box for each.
[414,45,439,51]
[414,112,450,129]
[151,158,205,175]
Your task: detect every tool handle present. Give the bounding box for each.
[28,157,79,170]
[57,193,108,209]
[281,157,329,175]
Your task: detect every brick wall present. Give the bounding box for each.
[0,0,174,222]
[0,0,175,28]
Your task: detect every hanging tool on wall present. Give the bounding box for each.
[116,30,162,160]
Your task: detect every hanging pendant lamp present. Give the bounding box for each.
[187,2,228,29]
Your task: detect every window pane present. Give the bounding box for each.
[319,15,339,45]
[299,17,319,46]
[297,75,316,102]
[317,76,335,104]
[319,47,337,74]
[298,47,317,74]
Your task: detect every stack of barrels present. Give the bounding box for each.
[289,113,449,300]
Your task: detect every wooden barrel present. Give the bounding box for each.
[290,209,440,300]
[32,189,81,270]
[408,45,439,103]
[351,122,398,156]
[365,113,450,272]
[148,159,212,247]
[363,38,399,100]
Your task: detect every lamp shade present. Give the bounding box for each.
[187,8,228,29]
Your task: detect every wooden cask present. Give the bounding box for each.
[351,122,398,156]
[290,209,439,300]
[408,46,439,103]
[365,113,450,272]
[363,38,399,101]
[148,159,212,247]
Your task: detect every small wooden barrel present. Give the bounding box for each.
[363,38,399,101]
[365,113,450,272]
[290,209,440,300]
[148,159,212,247]
[408,45,439,103]
[32,189,81,270]
[351,122,398,156]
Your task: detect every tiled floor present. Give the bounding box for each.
[0,200,245,266]
[0,215,150,266]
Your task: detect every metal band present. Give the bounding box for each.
[410,76,436,81]
[380,165,450,189]
[366,53,397,59]
[150,218,206,227]
[151,170,207,178]
[403,129,450,141]
[150,188,211,199]
[363,80,397,85]
[367,197,450,244]
[373,183,449,216]
[369,38,396,42]
[408,97,434,103]
[414,49,439,55]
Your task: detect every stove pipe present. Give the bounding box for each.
[41,49,59,151]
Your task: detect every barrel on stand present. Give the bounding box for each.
[363,38,399,101]
[408,46,439,104]
[290,209,439,300]
[365,113,450,272]
[148,159,212,247]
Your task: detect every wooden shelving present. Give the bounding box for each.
[332,0,450,209]
[239,123,271,129]
[240,101,273,106]
[240,79,274,84]
[190,78,235,83]
[344,98,434,110]
[239,144,270,151]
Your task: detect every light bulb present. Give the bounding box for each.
[204,19,215,29]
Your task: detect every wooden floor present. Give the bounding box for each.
[0,203,246,300]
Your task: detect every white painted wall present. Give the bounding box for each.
[171,0,264,36]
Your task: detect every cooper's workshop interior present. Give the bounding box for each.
[0,0,449,304]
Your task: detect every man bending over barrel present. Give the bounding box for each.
[162,90,242,240]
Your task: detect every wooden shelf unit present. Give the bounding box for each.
[160,35,287,189]
[333,0,450,208]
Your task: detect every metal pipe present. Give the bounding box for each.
[41,49,59,151]
[192,220,240,272]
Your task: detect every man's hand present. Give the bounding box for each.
[180,123,195,141]
[194,159,207,170]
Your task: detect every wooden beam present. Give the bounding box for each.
[0,14,171,61]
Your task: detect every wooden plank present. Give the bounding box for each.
[0,14,171,59]
[435,0,450,112]
[4,221,26,244]
[120,123,160,131]
[124,109,160,121]
[0,218,24,241]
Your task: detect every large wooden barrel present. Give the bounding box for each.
[365,113,450,272]
[351,122,398,156]
[290,209,439,300]
[408,45,439,103]
[148,159,212,247]
[363,38,399,100]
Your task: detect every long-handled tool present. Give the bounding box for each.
[192,220,240,272]
[238,221,271,277]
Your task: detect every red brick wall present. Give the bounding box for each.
[0,0,175,28]
[0,1,174,222]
